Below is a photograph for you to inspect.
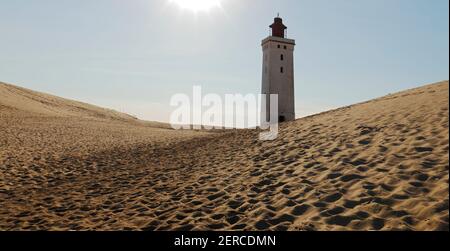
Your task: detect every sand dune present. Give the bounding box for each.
[0,80,448,231]
[0,82,169,129]
[0,82,137,121]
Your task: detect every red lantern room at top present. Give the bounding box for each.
[270,15,287,38]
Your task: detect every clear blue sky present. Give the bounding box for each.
[0,0,448,122]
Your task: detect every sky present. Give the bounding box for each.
[0,0,448,124]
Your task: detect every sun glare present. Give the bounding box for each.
[170,0,222,12]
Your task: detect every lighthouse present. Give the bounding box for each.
[261,16,296,123]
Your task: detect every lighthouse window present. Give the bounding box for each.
[284,45,287,49]
[280,67,284,73]
[277,45,281,49]
[280,54,284,61]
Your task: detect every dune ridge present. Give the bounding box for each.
[0,80,448,231]
[0,82,137,121]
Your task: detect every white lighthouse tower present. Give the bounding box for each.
[261,16,296,122]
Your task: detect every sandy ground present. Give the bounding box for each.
[0,81,448,231]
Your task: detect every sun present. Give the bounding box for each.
[170,0,222,12]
